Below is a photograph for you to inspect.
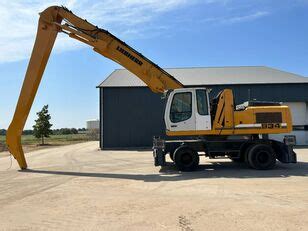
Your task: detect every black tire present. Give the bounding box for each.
[173,146,199,171]
[235,143,260,165]
[244,144,255,165]
[247,144,276,170]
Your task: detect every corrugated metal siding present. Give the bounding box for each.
[207,83,308,102]
[102,87,166,148]
[100,83,308,149]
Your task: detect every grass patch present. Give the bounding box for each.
[0,133,92,152]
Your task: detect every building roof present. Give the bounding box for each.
[98,66,308,88]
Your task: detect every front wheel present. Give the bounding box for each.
[247,144,276,170]
[173,146,199,171]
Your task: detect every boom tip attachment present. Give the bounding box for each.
[6,129,28,170]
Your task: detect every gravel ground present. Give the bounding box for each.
[0,141,307,230]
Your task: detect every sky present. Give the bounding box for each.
[0,0,307,129]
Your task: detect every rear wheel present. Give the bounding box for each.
[247,144,276,170]
[173,147,199,171]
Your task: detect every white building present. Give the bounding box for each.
[86,119,100,130]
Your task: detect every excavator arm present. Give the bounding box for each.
[6,6,183,169]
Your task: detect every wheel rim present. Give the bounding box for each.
[181,153,193,166]
[257,151,270,165]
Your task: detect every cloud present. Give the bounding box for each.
[0,0,281,63]
[0,0,197,63]
[224,11,269,24]
[201,10,269,26]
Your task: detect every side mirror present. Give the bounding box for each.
[161,89,173,99]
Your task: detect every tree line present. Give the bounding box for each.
[0,128,86,136]
[1,105,86,137]
[1,105,95,145]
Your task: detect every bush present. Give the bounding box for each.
[87,129,100,141]
[0,129,6,136]
[52,128,79,135]
[23,130,34,135]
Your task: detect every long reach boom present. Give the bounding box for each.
[6,6,183,169]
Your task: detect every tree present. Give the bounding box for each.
[33,105,53,145]
[70,128,78,134]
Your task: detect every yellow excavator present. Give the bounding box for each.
[7,6,296,171]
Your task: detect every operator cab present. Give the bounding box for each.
[165,88,212,132]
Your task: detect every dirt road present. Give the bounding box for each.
[0,142,307,230]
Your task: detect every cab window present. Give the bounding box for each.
[170,92,192,123]
[196,90,208,115]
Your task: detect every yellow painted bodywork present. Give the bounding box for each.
[167,89,292,137]
[6,6,183,169]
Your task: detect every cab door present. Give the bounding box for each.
[195,89,211,130]
[165,89,196,132]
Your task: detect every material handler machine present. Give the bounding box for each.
[7,6,296,171]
